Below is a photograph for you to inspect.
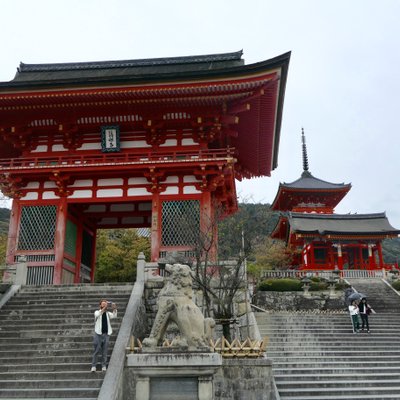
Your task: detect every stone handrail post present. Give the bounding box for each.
[2,257,28,285]
[136,252,146,283]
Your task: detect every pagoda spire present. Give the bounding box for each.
[301,128,312,178]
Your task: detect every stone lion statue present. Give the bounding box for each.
[143,263,215,350]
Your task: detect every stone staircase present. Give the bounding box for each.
[256,279,400,400]
[346,278,399,312]
[0,284,133,399]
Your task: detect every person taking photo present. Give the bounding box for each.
[91,299,117,372]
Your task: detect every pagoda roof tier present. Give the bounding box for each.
[0,51,290,178]
[272,212,400,240]
[270,172,351,211]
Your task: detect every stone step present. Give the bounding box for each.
[276,379,400,389]
[0,371,104,380]
[18,284,133,292]
[268,350,400,357]
[0,362,95,373]
[270,355,400,362]
[0,328,120,338]
[0,348,109,358]
[278,385,400,398]
[0,310,125,319]
[281,395,400,400]
[0,316,123,325]
[272,360,400,368]
[0,388,100,398]
[0,340,101,351]
[0,378,103,389]
[268,344,397,352]
[0,317,124,327]
[275,373,400,381]
[6,297,130,306]
[273,367,400,375]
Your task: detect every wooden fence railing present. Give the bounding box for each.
[261,269,391,279]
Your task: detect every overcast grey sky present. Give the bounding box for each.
[1,0,399,227]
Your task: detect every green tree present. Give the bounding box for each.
[95,229,150,283]
[218,203,278,260]
[0,233,7,265]
[253,237,295,270]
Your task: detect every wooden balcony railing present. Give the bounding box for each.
[0,148,236,174]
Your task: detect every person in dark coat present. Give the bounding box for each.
[358,297,372,333]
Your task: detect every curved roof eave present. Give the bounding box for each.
[0,51,291,91]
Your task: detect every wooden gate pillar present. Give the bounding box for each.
[200,191,217,261]
[6,199,20,265]
[151,193,160,261]
[54,198,68,284]
[74,219,84,283]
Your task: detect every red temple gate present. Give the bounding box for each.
[0,51,290,284]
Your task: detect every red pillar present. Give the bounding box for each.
[301,243,308,268]
[151,193,160,261]
[377,242,384,268]
[74,219,83,284]
[6,199,21,265]
[90,229,97,283]
[337,244,344,270]
[200,191,216,262]
[358,245,363,270]
[309,243,315,269]
[53,198,68,285]
[367,244,374,270]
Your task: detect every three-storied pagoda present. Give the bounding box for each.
[0,51,290,284]
[271,130,400,270]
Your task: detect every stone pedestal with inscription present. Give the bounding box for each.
[124,352,222,400]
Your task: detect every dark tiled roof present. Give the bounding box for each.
[281,172,351,190]
[288,212,400,236]
[9,51,245,84]
[18,51,244,72]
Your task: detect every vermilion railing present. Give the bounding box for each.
[0,148,236,172]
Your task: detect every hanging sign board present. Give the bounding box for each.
[101,126,120,152]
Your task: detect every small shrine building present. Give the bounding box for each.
[0,51,290,284]
[271,130,400,270]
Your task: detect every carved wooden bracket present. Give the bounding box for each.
[0,174,24,199]
[61,125,82,151]
[50,171,74,197]
[144,168,166,194]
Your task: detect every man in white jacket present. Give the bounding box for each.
[91,299,117,372]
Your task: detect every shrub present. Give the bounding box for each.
[392,280,400,291]
[335,281,351,290]
[257,278,303,292]
[309,281,328,291]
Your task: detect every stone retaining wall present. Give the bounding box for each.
[214,358,278,400]
[253,290,347,311]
